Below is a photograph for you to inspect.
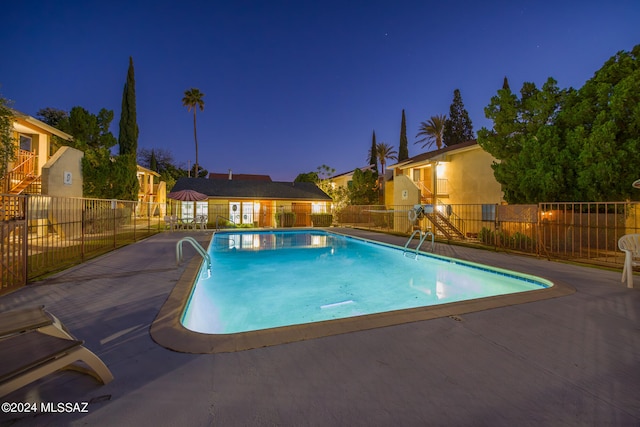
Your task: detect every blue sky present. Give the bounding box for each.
[2,1,639,181]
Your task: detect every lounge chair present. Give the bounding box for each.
[0,305,73,340]
[618,234,640,288]
[0,306,113,397]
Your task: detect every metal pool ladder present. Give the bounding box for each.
[403,230,435,259]
[176,237,211,271]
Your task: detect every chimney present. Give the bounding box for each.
[228,169,232,180]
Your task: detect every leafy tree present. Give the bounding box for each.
[416,114,446,150]
[369,130,378,174]
[375,142,397,174]
[182,88,205,177]
[567,45,640,201]
[189,163,208,179]
[82,147,118,198]
[36,107,68,128]
[55,106,128,199]
[294,164,350,210]
[37,107,69,154]
[149,149,158,173]
[480,45,640,203]
[60,107,117,151]
[118,56,139,200]
[478,78,570,203]
[0,95,16,179]
[294,171,319,182]
[398,110,409,161]
[348,168,378,205]
[138,148,188,190]
[294,164,334,184]
[443,89,474,146]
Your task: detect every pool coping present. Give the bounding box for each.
[150,230,576,354]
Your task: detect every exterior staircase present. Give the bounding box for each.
[2,149,40,196]
[425,211,465,240]
[9,174,39,194]
[1,150,37,220]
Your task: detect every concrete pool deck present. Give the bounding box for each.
[0,228,638,426]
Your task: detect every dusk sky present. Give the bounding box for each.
[2,1,639,181]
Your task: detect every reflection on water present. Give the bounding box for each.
[213,231,330,251]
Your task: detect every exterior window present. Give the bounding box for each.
[180,201,207,219]
[195,201,207,217]
[482,204,496,221]
[181,202,194,219]
[19,135,32,151]
[242,202,253,224]
[311,202,326,213]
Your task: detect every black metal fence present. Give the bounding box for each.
[1,194,164,294]
[3,196,637,294]
[333,202,640,268]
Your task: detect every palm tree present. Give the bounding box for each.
[376,142,398,175]
[182,88,205,177]
[416,114,446,150]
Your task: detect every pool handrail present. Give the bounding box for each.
[176,237,211,271]
[403,229,435,259]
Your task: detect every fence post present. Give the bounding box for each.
[133,201,137,242]
[112,199,117,249]
[22,195,28,286]
[81,203,85,262]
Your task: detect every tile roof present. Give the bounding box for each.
[172,177,332,200]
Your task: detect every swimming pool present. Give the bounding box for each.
[181,230,553,335]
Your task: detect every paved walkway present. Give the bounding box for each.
[0,229,638,426]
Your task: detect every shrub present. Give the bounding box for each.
[479,227,493,245]
[275,212,296,227]
[311,213,333,227]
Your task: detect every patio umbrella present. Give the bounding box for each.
[167,189,208,201]
[167,189,208,224]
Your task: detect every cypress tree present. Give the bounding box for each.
[149,149,158,172]
[119,56,138,155]
[117,56,139,200]
[369,130,378,174]
[398,109,409,161]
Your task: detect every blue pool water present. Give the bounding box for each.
[181,230,551,334]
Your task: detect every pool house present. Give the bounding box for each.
[169,175,333,228]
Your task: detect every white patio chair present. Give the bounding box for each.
[164,215,177,231]
[163,216,170,230]
[618,234,640,288]
[197,215,208,230]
